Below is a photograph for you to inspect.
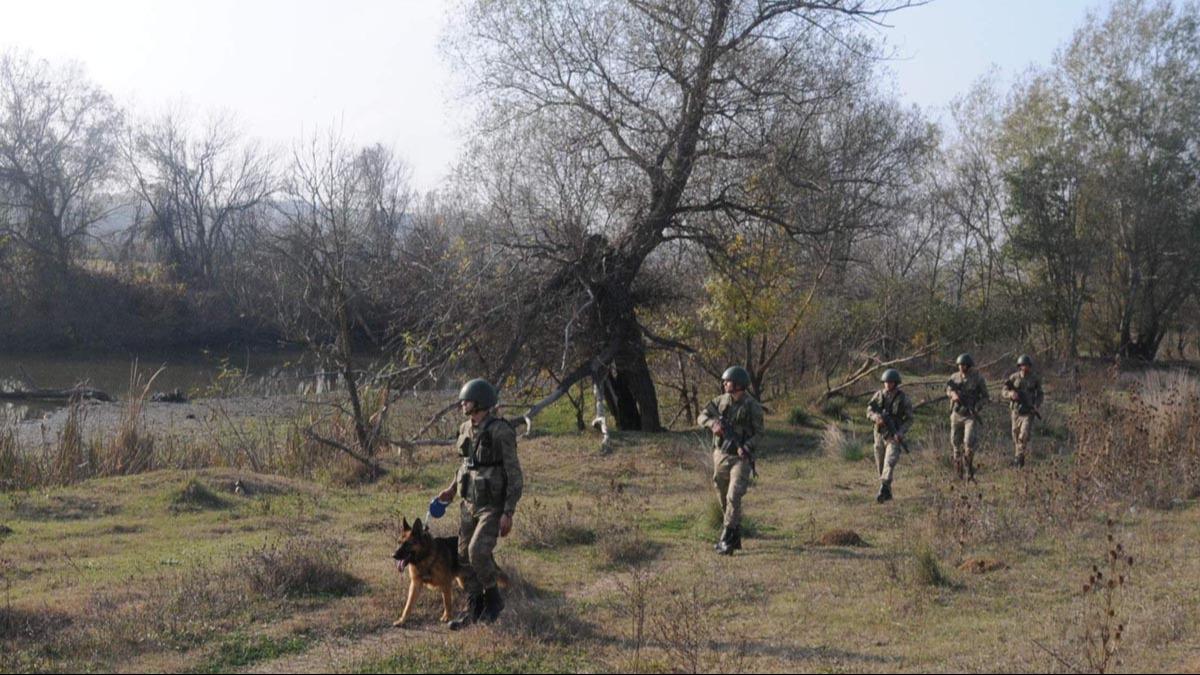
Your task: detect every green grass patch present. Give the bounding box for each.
[189,632,311,673]
[527,389,595,436]
[840,443,865,462]
[646,513,693,535]
[356,642,585,673]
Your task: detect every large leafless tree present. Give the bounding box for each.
[451,0,921,431]
[126,111,275,289]
[0,52,123,299]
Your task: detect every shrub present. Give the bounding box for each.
[913,543,949,587]
[517,499,597,550]
[170,479,229,512]
[820,395,848,419]
[787,406,816,427]
[238,536,362,599]
[821,423,863,461]
[1067,370,1200,509]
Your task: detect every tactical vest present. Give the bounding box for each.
[458,417,511,508]
[948,373,984,416]
[1007,373,1041,415]
[460,417,508,468]
[875,391,909,421]
[715,396,758,454]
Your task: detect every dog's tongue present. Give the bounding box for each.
[396,559,407,572]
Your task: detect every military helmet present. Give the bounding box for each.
[955,353,975,367]
[1017,354,1034,367]
[881,368,902,384]
[721,366,751,389]
[458,378,498,409]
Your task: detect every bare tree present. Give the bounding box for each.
[267,131,414,475]
[450,0,922,430]
[0,51,123,300]
[126,110,275,289]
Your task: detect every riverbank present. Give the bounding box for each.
[11,395,309,449]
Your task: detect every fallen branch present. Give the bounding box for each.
[303,425,387,477]
[514,358,598,424]
[822,342,943,400]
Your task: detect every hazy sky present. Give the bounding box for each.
[0,0,1102,191]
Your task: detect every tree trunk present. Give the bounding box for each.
[592,268,662,432]
[1122,330,1163,362]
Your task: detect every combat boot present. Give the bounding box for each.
[966,458,977,483]
[876,481,893,503]
[715,527,735,555]
[448,591,484,631]
[954,458,965,481]
[1012,455,1025,469]
[480,586,505,623]
[729,526,742,551]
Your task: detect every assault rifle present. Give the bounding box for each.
[878,408,910,453]
[947,379,984,421]
[717,412,758,479]
[1010,386,1042,420]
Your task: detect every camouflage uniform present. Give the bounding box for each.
[454,414,523,596]
[866,387,913,487]
[697,393,764,532]
[946,370,988,478]
[1003,370,1043,463]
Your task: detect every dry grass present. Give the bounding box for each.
[516,499,598,550]
[238,536,363,599]
[822,422,864,461]
[912,542,951,587]
[1067,370,1200,509]
[1035,519,1136,674]
[0,390,403,492]
[1,367,1198,672]
[98,364,161,476]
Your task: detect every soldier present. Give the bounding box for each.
[697,366,764,555]
[1003,354,1044,468]
[945,353,989,481]
[437,378,523,630]
[866,369,913,503]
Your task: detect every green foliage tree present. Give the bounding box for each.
[1062,0,1199,359]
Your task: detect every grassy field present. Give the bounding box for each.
[2,388,1198,673]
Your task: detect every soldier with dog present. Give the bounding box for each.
[435,378,523,630]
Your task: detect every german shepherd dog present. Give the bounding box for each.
[391,517,508,627]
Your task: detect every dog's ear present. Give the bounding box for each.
[413,518,423,535]
[401,517,410,532]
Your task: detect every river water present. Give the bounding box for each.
[0,349,311,421]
